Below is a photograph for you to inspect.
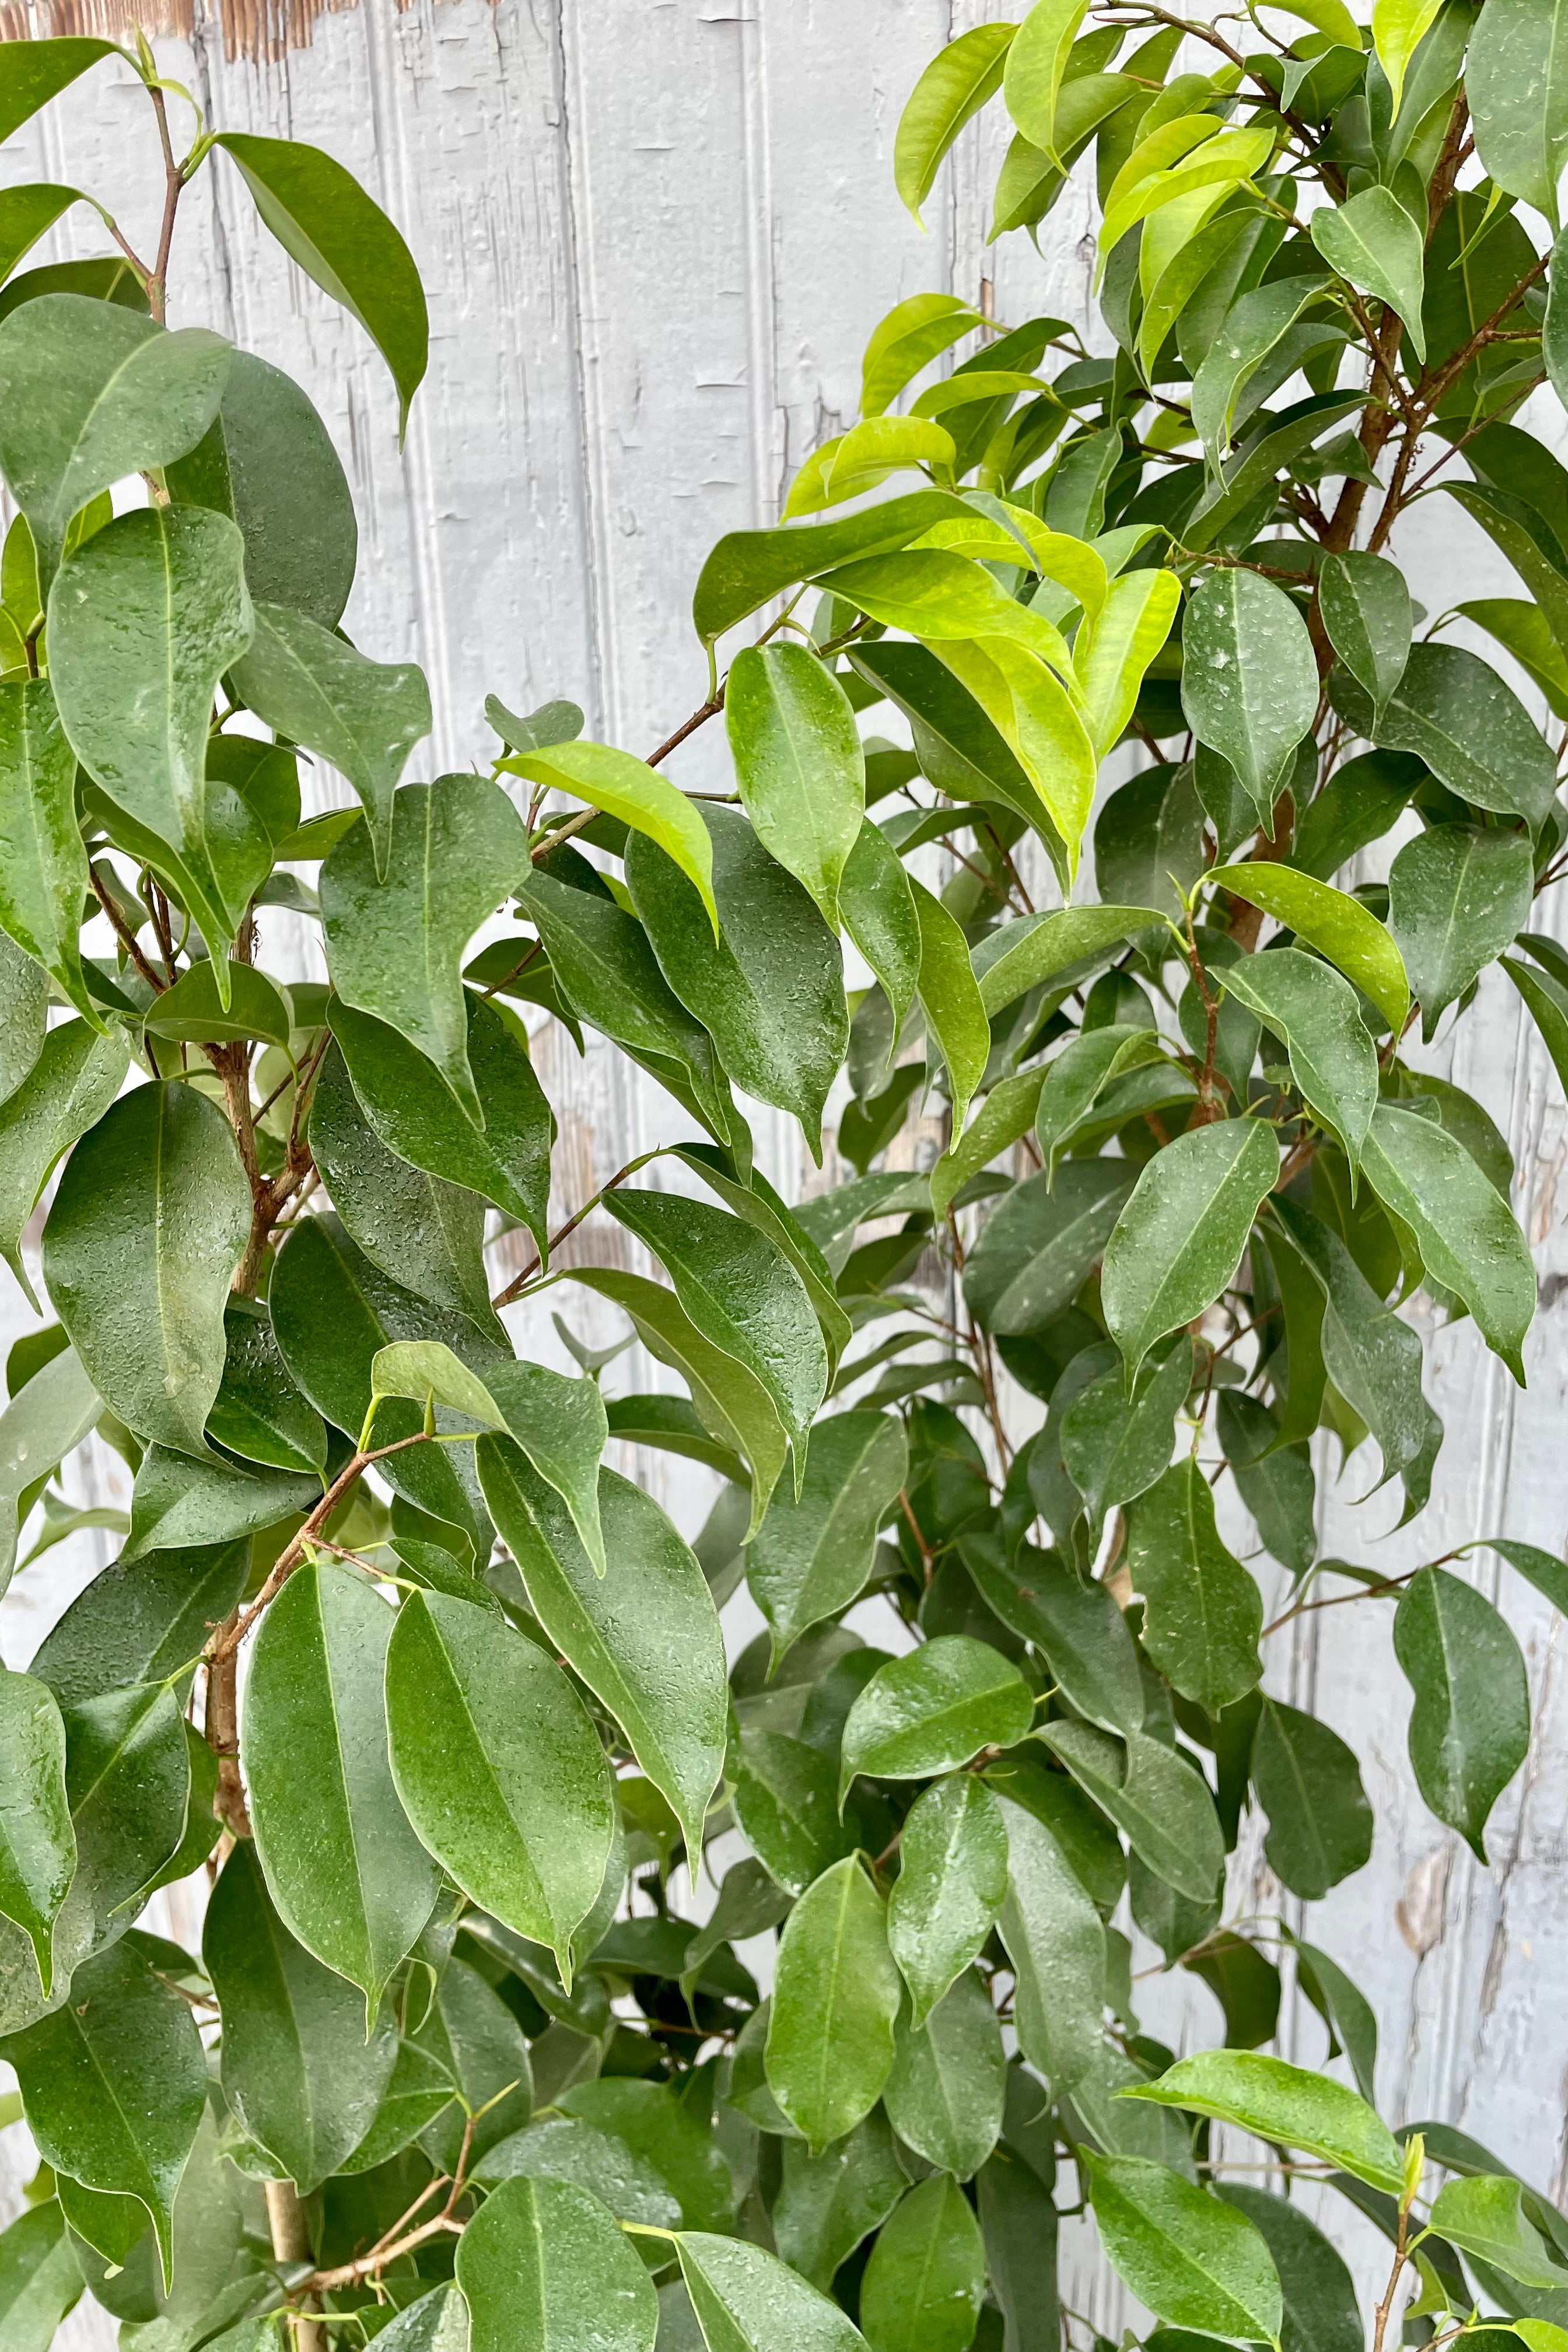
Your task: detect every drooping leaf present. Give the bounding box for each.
[0,41,119,149]
[0,1346,101,1598]
[731,1727,854,1897]
[860,2175,987,2352]
[726,644,864,927]
[41,1084,248,1458]
[1467,0,1568,222]
[319,774,530,1124]
[1250,1697,1373,1901]
[414,1955,533,2174]
[965,1536,1146,1735]
[1362,1102,1536,1381]
[386,1590,616,1982]
[839,819,922,1043]
[1427,2176,1568,2290]
[1058,1335,1191,1530]
[0,2202,82,2352]
[0,679,93,1024]
[1393,1565,1530,1860]
[1331,643,1557,832]
[839,1637,1035,1804]
[1387,824,1534,1042]
[895,23,1017,222]
[773,2112,908,2292]
[974,904,1168,1016]
[1311,188,1427,360]
[215,133,428,435]
[694,491,971,645]
[1042,1720,1226,1903]
[1086,2154,1283,2343]
[884,1964,1006,2182]
[965,1160,1136,1334]
[887,1772,1009,2028]
[1128,1460,1263,1713]
[1121,2049,1405,2193]
[503,740,718,932]
[1074,566,1182,756]
[765,1855,902,2152]
[743,1409,908,1663]
[1216,1390,1316,1578]
[977,2139,1059,2352]
[1220,949,1378,1174]
[1269,1197,1433,1492]
[677,2232,871,2352]
[995,1793,1106,2093]
[1181,559,1315,827]
[1216,2183,1363,2352]
[1101,1118,1279,1379]
[0,1670,74,1997]
[1207,862,1410,1033]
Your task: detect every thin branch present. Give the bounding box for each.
[491,1150,659,1307]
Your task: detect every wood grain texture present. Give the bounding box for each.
[1,5,1566,2340]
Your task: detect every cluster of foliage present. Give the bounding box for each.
[3,5,1568,2351]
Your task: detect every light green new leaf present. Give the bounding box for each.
[1101,1117,1278,1378]
[1073,567,1181,757]
[606,1187,827,1465]
[1311,188,1427,360]
[42,1084,247,1458]
[1128,1458,1263,1713]
[1182,569,1317,825]
[694,492,971,644]
[458,2175,657,2352]
[884,1964,1006,2181]
[320,774,530,1124]
[1387,824,1534,1042]
[48,505,260,964]
[839,1637,1035,1805]
[1363,1102,1536,1381]
[375,1340,606,1572]
[0,1670,74,1997]
[860,2176,986,2352]
[229,603,430,879]
[244,1562,439,2022]
[0,679,93,1024]
[1393,1566,1529,1860]
[330,991,553,1251]
[2,1940,205,2288]
[204,1840,397,2193]
[1208,862,1410,1032]
[1086,2154,1283,2342]
[1427,2176,1568,2290]
[479,1447,725,1863]
[505,740,718,933]
[887,1773,1009,2027]
[1251,1696,1373,1901]
[0,296,231,581]
[895,23,1016,222]
[386,1590,615,1982]
[215,133,428,436]
[0,1346,100,1598]
[1319,551,1412,724]
[1467,0,1568,222]
[744,1409,907,1662]
[1371,0,1444,117]
[725,644,863,928]
[765,1856,902,2151]
[678,2232,871,2352]
[0,1019,120,1308]
[1220,949,1378,1174]
[995,1793,1106,2094]
[860,294,984,418]
[911,877,989,1133]
[1120,2049,1405,2193]
[1003,0,1094,160]
[1042,1720,1225,1902]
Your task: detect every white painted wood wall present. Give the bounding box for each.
[4,4,1568,2342]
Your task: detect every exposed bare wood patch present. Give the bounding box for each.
[0,0,483,66]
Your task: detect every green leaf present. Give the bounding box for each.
[215,134,427,435]
[1217,1391,1316,1578]
[1074,567,1182,757]
[725,645,864,928]
[839,1637,1035,1804]
[386,1590,615,1982]
[1318,551,1412,726]
[1427,2176,1568,2290]
[1393,1565,1529,1860]
[1216,2183,1362,2352]
[310,1043,499,1336]
[229,604,429,878]
[1128,1458,1263,1713]
[860,293,985,417]
[731,1728,853,1897]
[1102,1118,1279,1379]
[606,1188,827,1468]
[376,1340,606,1570]
[887,1773,1009,2028]
[0,296,231,582]
[1182,569,1317,825]
[459,2171,658,2352]
[678,2232,871,2352]
[1310,188,1427,360]
[1467,0,1568,223]
[506,740,719,933]
[1269,1196,1432,1491]
[0,40,118,147]
[1121,2049,1405,2194]
[243,1562,439,2020]
[626,807,848,1159]
[860,2175,986,2352]
[884,1964,1005,2182]
[1387,824,1534,1042]
[965,1161,1136,1335]
[765,1855,902,2151]
[1506,944,1568,1105]
[694,492,970,645]
[50,504,261,960]
[839,820,922,1041]
[559,2080,733,2232]
[0,1020,123,1310]
[320,775,530,1124]
[910,880,991,1136]
[0,2202,82,2352]
[144,960,293,1052]
[1004,0,1093,163]
[774,2112,908,2292]
[1035,1024,1166,1178]
[1189,278,1335,468]
[930,1070,1046,1226]
[204,1304,321,1478]
[0,1670,74,1997]
[166,348,358,630]
[1220,949,1378,1174]
[965,1536,1146,1735]
[976,2137,1059,2352]
[3,1939,205,2287]
[975,904,1167,1017]
[1088,2154,1283,2341]
[1362,1102,1536,1381]
[204,1840,396,2193]
[1206,862,1410,1032]
[1250,1697,1373,1901]
[0,1346,100,1598]
[479,1448,724,1863]
[1042,1720,1226,1903]
[337,2039,456,2174]
[32,1540,248,1707]
[414,1955,532,2174]
[41,1083,247,1458]
[1330,645,1557,832]
[995,1792,1106,2093]
[0,679,93,1026]
[744,1410,908,1664]
[895,23,1016,222]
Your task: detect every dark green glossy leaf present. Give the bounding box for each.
[1216,2183,1362,2352]
[773,2110,908,2292]
[457,2173,657,2352]
[32,1541,248,1707]
[0,1670,73,1997]
[1042,1721,1225,1903]
[1250,1696,1372,1901]
[995,1790,1106,2094]
[1086,2154,1283,2342]
[1362,1102,1535,1381]
[676,2232,870,2352]
[839,1637,1034,1801]
[1331,645,1556,831]
[887,1772,1009,2028]
[742,1409,906,1663]
[860,2175,986,2352]
[415,1955,533,2174]
[1216,1390,1316,1578]
[1220,948,1378,1172]
[123,1443,316,1559]
[207,1301,326,1476]
[1128,1459,1262,1714]
[1393,1565,1529,1860]
[731,1728,853,1897]
[965,1537,1144,1735]
[1102,1119,1278,1379]
[964,1161,1136,1335]
[0,679,93,1024]
[1182,568,1316,824]
[765,1855,901,2151]
[1388,824,1534,1041]
[884,1964,1006,2182]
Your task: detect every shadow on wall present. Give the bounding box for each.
[0,0,476,65]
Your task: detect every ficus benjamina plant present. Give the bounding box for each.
[2,8,1568,2352]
